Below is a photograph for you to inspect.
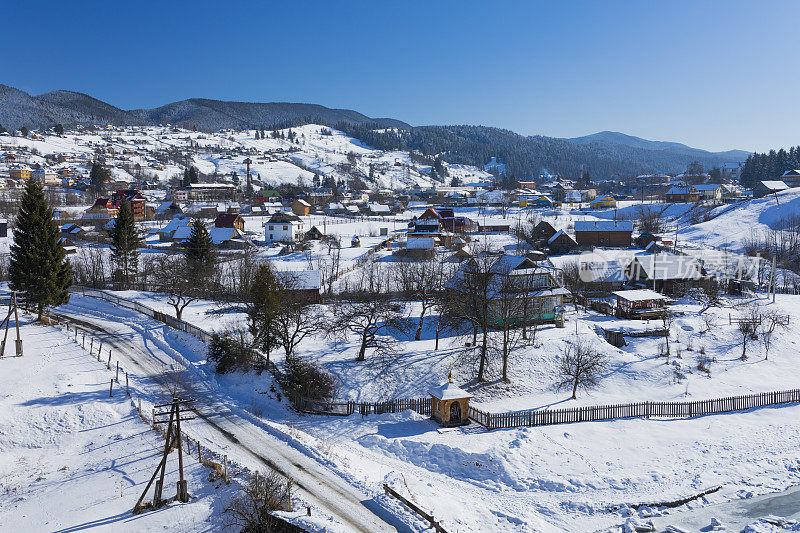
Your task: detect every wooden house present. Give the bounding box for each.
[214,213,245,231]
[291,198,311,216]
[665,185,700,203]
[625,253,703,294]
[547,230,578,254]
[613,289,668,319]
[446,255,568,326]
[589,195,616,209]
[754,180,789,198]
[574,220,633,247]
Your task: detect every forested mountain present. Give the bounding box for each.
[0,85,407,132]
[336,123,748,180]
[0,83,747,180]
[739,146,800,188]
[568,131,749,161]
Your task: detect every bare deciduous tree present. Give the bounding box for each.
[328,298,407,362]
[224,471,293,532]
[760,309,788,360]
[149,254,201,321]
[556,342,607,399]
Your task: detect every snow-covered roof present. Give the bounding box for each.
[694,184,722,191]
[759,180,789,190]
[574,220,633,232]
[631,254,703,280]
[428,381,472,400]
[277,270,321,290]
[368,203,390,213]
[613,289,667,302]
[406,237,435,250]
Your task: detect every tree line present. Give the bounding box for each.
[739,146,800,188]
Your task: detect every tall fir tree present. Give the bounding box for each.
[9,178,72,318]
[89,162,110,196]
[109,200,140,286]
[184,219,216,278]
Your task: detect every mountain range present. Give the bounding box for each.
[0,84,750,177]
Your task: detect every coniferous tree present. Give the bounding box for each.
[54,124,64,135]
[9,178,72,318]
[109,200,140,287]
[0,124,6,134]
[89,162,110,196]
[184,219,216,279]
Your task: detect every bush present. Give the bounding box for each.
[281,355,337,405]
[224,471,293,532]
[207,333,252,374]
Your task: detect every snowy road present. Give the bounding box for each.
[53,295,411,533]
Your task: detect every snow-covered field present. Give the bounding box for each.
[37,290,800,533]
[0,315,230,532]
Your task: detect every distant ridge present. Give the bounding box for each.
[0,84,408,131]
[0,84,749,177]
[567,130,750,162]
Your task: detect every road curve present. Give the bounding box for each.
[53,296,409,533]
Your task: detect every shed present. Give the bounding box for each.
[429,375,472,427]
[613,289,668,319]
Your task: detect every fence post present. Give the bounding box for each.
[109,379,114,397]
[107,351,111,369]
[115,361,120,383]
[125,372,129,395]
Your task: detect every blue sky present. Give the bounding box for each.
[2,1,798,152]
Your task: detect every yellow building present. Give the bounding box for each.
[9,168,30,180]
[590,195,617,209]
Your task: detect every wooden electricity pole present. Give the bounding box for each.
[133,398,195,512]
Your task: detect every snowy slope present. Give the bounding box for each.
[678,188,800,251]
[0,316,229,532]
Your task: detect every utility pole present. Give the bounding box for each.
[134,398,195,512]
[243,157,252,200]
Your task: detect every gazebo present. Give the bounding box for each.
[429,373,472,427]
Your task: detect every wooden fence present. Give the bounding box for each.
[70,286,283,378]
[383,484,447,533]
[297,397,432,417]
[469,389,800,430]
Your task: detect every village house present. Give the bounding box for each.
[574,220,633,247]
[111,189,147,219]
[82,198,119,223]
[754,180,789,198]
[185,183,236,201]
[665,185,700,203]
[589,195,617,209]
[264,212,304,243]
[31,168,60,185]
[625,253,704,294]
[291,198,311,216]
[277,270,322,303]
[779,169,800,188]
[447,255,568,327]
[9,167,30,180]
[214,213,245,231]
[547,230,578,254]
[155,216,192,242]
[694,184,724,202]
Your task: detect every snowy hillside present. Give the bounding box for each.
[678,188,800,251]
[0,124,491,190]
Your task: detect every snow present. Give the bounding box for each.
[0,315,229,532]
[428,381,472,400]
[613,289,667,302]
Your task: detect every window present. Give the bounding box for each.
[283,226,288,230]
[269,226,273,230]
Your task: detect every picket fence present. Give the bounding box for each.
[297,397,432,417]
[468,389,800,430]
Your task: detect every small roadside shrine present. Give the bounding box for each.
[429,372,472,427]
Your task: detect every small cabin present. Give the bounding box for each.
[613,289,668,319]
[429,379,472,427]
[351,235,361,247]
